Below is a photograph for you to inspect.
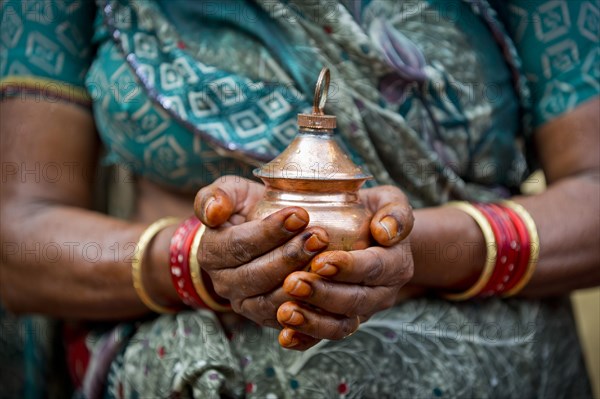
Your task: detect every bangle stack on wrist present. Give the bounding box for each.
[131,217,182,314]
[132,216,231,314]
[444,201,539,301]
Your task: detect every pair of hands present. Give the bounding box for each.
[193,176,415,350]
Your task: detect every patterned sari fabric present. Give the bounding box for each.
[90,0,530,203]
[99,299,592,399]
[1,0,598,398]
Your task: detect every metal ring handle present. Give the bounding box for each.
[312,67,330,115]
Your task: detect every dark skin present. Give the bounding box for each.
[1,97,599,351]
[193,180,414,348]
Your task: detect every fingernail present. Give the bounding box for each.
[284,310,304,326]
[284,213,308,232]
[313,262,338,276]
[279,328,299,348]
[287,279,312,297]
[379,215,400,241]
[204,197,216,218]
[304,233,327,252]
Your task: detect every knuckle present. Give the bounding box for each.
[403,261,415,282]
[364,250,386,284]
[382,185,401,194]
[382,185,408,203]
[231,298,244,314]
[226,235,255,264]
[237,295,276,324]
[398,254,415,283]
[345,289,368,317]
[332,318,356,340]
[237,266,259,294]
[255,295,277,316]
[281,240,304,263]
[220,174,238,181]
[329,328,346,341]
[197,232,219,268]
[385,244,414,285]
[210,273,232,299]
[251,263,279,293]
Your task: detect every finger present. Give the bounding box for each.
[278,328,321,351]
[194,176,265,227]
[199,206,310,269]
[277,301,360,341]
[282,271,399,317]
[359,186,414,246]
[233,287,296,328]
[310,244,413,285]
[212,227,329,299]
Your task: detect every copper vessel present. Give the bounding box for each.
[248,67,373,250]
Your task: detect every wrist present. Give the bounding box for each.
[409,207,486,291]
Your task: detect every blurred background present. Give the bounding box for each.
[523,171,599,398]
[573,288,600,398]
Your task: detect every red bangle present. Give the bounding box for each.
[474,204,509,296]
[169,217,208,309]
[474,203,518,297]
[487,203,521,293]
[499,205,531,294]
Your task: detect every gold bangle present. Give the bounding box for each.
[502,200,540,297]
[443,202,497,301]
[131,217,181,314]
[189,224,231,312]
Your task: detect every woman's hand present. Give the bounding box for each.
[193,176,329,330]
[277,186,415,350]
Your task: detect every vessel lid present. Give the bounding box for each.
[254,67,372,183]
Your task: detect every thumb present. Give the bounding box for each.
[360,186,413,246]
[194,176,263,227]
